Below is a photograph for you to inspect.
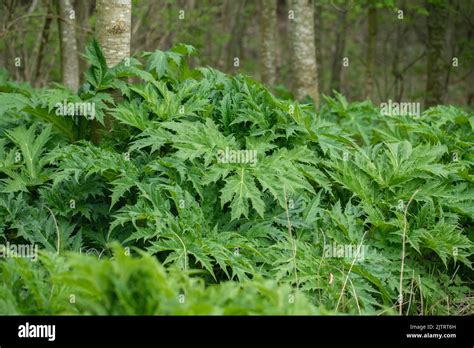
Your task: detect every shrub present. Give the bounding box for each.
[0,42,472,315]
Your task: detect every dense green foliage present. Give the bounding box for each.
[0,244,321,315]
[0,43,472,315]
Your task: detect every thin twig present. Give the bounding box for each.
[406,269,415,315]
[173,230,187,272]
[44,205,60,255]
[450,264,460,282]
[1,13,92,39]
[377,300,410,316]
[349,277,361,315]
[336,231,368,311]
[418,274,424,316]
[283,185,299,290]
[399,189,419,315]
[316,229,327,306]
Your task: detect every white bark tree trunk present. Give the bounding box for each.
[95,0,131,68]
[260,0,277,87]
[290,0,319,107]
[57,0,79,90]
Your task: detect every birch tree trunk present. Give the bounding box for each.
[95,0,131,68]
[290,0,319,107]
[56,0,79,90]
[91,0,131,144]
[260,0,277,87]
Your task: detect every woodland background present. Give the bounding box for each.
[0,0,472,317]
[1,0,473,108]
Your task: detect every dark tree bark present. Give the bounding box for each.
[224,0,246,72]
[365,5,377,99]
[392,23,405,103]
[314,1,324,93]
[467,27,474,106]
[34,1,53,86]
[425,0,447,108]
[75,0,91,83]
[330,7,348,94]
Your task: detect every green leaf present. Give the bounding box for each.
[145,49,168,78]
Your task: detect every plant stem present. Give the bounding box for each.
[283,185,299,290]
[399,189,419,315]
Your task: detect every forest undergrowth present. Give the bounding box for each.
[0,42,472,315]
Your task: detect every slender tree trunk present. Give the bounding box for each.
[468,70,474,106]
[34,1,53,86]
[260,0,277,87]
[276,0,289,89]
[95,0,131,68]
[314,1,324,93]
[56,0,79,91]
[365,5,377,99]
[425,0,447,108]
[75,0,90,83]
[290,0,319,107]
[206,1,214,66]
[330,7,348,94]
[392,23,405,103]
[224,0,246,72]
[467,27,474,106]
[91,0,131,144]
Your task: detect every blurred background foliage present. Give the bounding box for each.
[0,0,473,107]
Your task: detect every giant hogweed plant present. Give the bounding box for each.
[0,41,472,315]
